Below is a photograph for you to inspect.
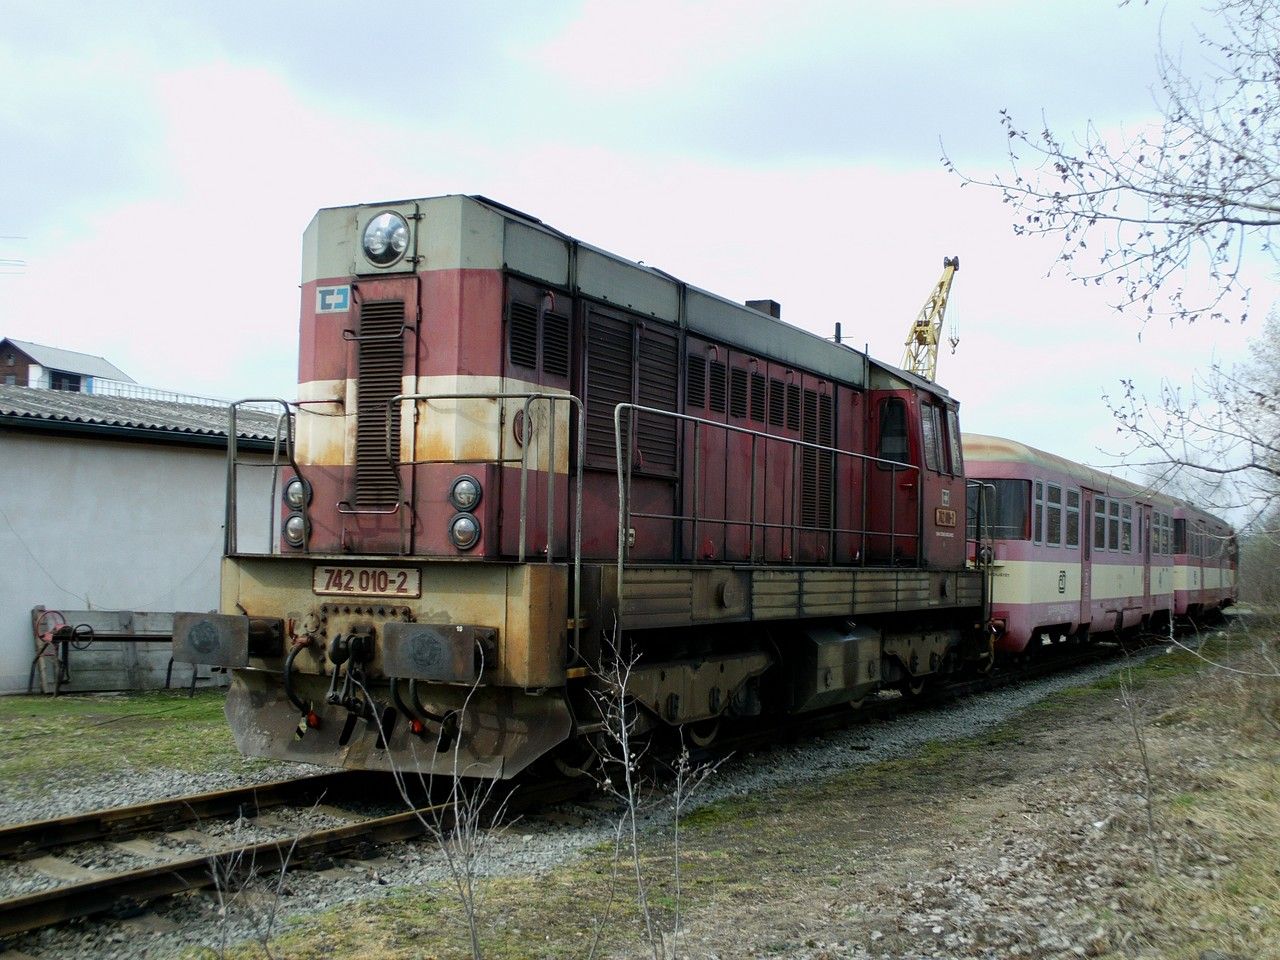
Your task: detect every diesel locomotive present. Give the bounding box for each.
[177,193,1220,779]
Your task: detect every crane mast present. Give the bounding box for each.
[902,256,959,382]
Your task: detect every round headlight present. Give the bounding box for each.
[284,513,307,547]
[284,478,310,510]
[449,513,480,550]
[449,475,482,511]
[362,211,410,266]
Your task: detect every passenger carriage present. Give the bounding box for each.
[963,434,1236,654]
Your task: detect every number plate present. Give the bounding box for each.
[313,566,421,598]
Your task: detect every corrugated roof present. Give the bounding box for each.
[2,339,135,383]
[0,385,285,444]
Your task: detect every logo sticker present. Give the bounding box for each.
[316,285,351,313]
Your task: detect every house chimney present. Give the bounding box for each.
[746,299,781,318]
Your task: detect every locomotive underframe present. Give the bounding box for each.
[200,553,985,777]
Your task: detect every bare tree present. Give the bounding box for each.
[1103,309,1280,514]
[944,0,1280,327]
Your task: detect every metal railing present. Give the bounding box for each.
[612,403,923,601]
[390,391,585,653]
[225,399,305,556]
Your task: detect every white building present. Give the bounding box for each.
[0,385,284,693]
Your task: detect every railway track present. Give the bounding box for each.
[0,771,588,939]
[0,626,1210,943]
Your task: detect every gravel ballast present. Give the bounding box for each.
[1,649,1175,959]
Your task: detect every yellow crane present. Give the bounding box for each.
[902,256,960,382]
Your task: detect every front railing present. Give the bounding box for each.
[225,399,304,556]
[612,403,923,601]
[390,391,585,653]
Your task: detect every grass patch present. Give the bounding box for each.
[0,689,268,795]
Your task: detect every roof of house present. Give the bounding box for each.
[1,339,136,383]
[0,385,285,449]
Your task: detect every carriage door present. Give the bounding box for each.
[1140,504,1153,621]
[1079,488,1095,632]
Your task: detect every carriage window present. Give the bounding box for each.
[1094,496,1106,550]
[966,478,1031,540]
[946,409,963,475]
[1033,481,1045,544]
[1065,489,1080,548]
[1046,484,1063,546]
[1121,504,1133,553]
[1108,500,1121,551]
[877,398,909,467]
[1173,518,1186,554]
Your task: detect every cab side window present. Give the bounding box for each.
[878,398,909,467]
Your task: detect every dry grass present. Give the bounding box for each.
[199,614,1280,959]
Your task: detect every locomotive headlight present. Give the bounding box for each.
[449,475,482,511]
[284,513,307,547]
[362,211,410,266]
[449,513,480,550]
[283,478,310,510]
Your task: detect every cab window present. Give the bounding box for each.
[878,398,909,467]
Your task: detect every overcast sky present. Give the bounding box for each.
[0,0,1271,478]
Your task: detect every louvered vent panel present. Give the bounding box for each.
[818,393,834,524]
[585,313,634,464]
[750,372,766,422]
[800,389,819,527]
[786,383,801,431]
[637,327,679,474]
[542,312,570,378]
[729,367,748,418]
[709,361,727,413]
[687,356,706,409]
[355,300,405,508]
[508,301,538,369]
[768,378,784,427]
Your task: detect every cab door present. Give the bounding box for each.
[866,391,919,564]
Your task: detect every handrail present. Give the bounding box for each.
[612,403,922,606]
[966,479,997,623]
[226,399,305,556]
[388,391,586,657]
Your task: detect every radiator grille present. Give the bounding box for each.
[729,367,748,419]
[636,326,678,473]
[750,371,766,422]
[542,311,570,378]
[786,383,801,431]
[585,312,634,463]
[687,356,706,409]
[768,378,784,427]
[355,300,405,508]
[508,301,538,369]
[709,361,727,414]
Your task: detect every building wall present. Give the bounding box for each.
[2,349,29,388]
[0,431,277,692]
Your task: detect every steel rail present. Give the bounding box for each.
[0,772,360,860]
[0,776,588,939]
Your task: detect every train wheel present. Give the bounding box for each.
[552,740,601,779]
[686,718,720,748]
[903,677,929,698]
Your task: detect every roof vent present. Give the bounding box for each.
[746,299,781,318]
